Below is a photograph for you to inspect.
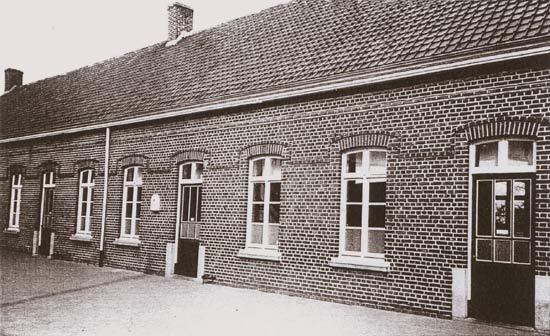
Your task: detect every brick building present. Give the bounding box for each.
[1,0,549,330]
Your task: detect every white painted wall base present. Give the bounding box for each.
[535,275,550,331]
[32,231,38,256]
[452,268,468,318]
[196,245,205,282]
[47,232,55,259]
[165,243,175,278]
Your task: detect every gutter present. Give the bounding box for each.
[1,44,550,144]
[98,127,110,267]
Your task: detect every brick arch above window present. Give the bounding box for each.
[241,142,289,160]
[335,132,394,152]
[458,117,544,143]
[7,164,26,176]
[116,154,149,173]
[73,159,100,174]
[38,161,61,174]
[172,149,208,166]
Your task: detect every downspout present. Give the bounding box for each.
[99,127,110,267]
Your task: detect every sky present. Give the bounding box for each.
[0,0,290,90]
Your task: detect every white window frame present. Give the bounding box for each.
[330,148,390,272]
[75,169,94,236]
[8,173,23,231]
[177,162,203,239]
[238,156,282,261]
[38,171,56,245]
[470,139,536,174]
[118,166,143,244]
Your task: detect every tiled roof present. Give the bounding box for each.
[1,0,549,140]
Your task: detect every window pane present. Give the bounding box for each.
[252,204,264,223]
[269,204,280,223]
[126,168,134,182]
[369,151,387,174]
[135,167,143,184]
[514,180,530,238]
[476,142,498,167]
[82,188,88,203]
[495,240,511,262]
[189,186,198,221]
[268,225,279,246]
[253,159,265,177]
[182,187,190,222]
[495,200,509,236]
[477,181,492,236]
[80,217,86,231]
[368,205,385,228]
[81,201,87,218]
[253,183,265,202]
[270,183,281,202]
[181,223,189,238]
[89,171,94,183]
[126,187,134,202]
[181,164,192,179]
[346,205,362,227]
[192,163,203,180]
[346,152,362,174]
[345,228,361,252]
[251,224,263,244]
[477,239,492,261]
[124,219,132,235]
[82,170,89,183]
[514,241,530,264]
[134,219,139,236]
[367,230,384,254]
[346,180,362,203]
[369,182,386,203]
[189,222,196,238]
[271,158,281,178]
[126,203,133,218]
[508,141,533,166]
[135,203,142,220]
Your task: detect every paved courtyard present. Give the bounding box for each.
[1,250,547,336]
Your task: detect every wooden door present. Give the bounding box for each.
[470,175,535,326]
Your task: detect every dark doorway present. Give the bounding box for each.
[470,174,535,326]
[175,239,200,277]
[39,188,54,256]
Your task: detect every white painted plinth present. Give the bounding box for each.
[452,268,468,318]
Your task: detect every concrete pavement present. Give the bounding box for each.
[1,249,547,336]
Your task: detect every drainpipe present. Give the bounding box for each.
[99,127,110,267]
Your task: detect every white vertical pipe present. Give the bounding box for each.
[99,128,110,253]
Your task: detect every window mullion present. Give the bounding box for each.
[85,185,92,231]
[263,179,271,247]
[132,185,138,236]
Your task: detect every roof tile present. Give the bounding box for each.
[2,0,549,139]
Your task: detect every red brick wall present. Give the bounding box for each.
[1,59,549,319]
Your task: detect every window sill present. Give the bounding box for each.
[70,233,93,242]
[114,237,142,247]
[237,248,281,262]
[3,228,20,234]
[329,256,390,272]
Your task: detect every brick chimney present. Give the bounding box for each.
[168,3,193,41]
[4,68,23,92]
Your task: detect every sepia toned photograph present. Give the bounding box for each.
[1,1,549,335]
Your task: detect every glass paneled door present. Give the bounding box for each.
[470,174,535,326]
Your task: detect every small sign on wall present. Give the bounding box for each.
[150,194,161,212]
